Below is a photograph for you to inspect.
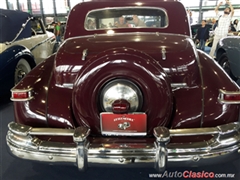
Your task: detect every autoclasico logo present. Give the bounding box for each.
[148,170,235,179]
[183,171,214,178]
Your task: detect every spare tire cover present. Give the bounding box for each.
[72,47,173,135]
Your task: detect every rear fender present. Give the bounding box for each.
[12,55,55,127]
[198,51,240,127]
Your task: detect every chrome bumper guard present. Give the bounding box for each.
[6,122,240,171]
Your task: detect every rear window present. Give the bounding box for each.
[85,7,168,30]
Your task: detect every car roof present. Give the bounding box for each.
[65,0,190,39]
[0,8,31,18]
[0,9,32,43]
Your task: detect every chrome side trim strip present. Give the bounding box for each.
[31,128,74,136]
[190,37,205,127]
[65,32,189,43]
[170,127,219,136]
[219,89,240,95]
[11,88,33,92]
[62,83,74,89]
[8,122,74,136]
[170,83,187,88]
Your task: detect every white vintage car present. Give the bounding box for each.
[0,9,56,97]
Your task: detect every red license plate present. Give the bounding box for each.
[100,113,147,136]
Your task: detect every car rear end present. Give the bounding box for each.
[6,0,240,171]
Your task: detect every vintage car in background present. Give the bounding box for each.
[0,9,56,97]
[6,0,240,172]
[216,35,240,86]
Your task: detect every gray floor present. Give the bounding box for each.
[1,100,240,180]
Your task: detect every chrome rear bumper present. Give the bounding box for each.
[6,122,240,171]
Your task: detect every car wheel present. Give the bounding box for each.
[219,53,237,81]
[14,59,31,84]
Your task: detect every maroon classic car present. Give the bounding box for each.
[6,0,240,172]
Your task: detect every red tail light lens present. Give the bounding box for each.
[224,94,240,101]
[11,89,33,101]
[12,92,28,99]
[219,89,240,104]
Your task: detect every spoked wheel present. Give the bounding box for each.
[219,53,237,81]
[222,60,231,75]
[14,59,31,84]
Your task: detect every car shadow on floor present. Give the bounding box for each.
[0,93,11,108]
[2,157,240,180]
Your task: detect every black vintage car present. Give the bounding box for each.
[216,35,240,86]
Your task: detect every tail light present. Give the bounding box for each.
[218,89,240,104]
[11,88,33,101]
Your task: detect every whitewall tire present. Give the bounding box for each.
[14,59,31,84]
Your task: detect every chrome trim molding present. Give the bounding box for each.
[219,89,240,95]
[10,88,33,101]
[73,126,91,142]
[189,37,205,127]
[6,122,240,172]
[170,83,187,88]
[154,127,170,172]
[218,89,240,104]
[8,122,75,136]
[62,83,74,89]
[161,47,166,61]
[65,32,189,44]
[11,88,33,92]
[82,49,88,61]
